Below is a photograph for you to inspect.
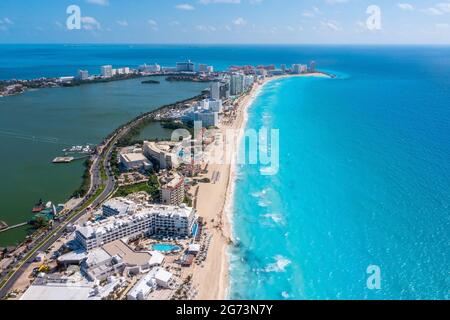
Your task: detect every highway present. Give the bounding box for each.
[0,127,119,298]
[0,93,205,298]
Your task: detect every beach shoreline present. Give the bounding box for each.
[193,72,331,300]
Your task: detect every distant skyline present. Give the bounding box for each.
[0,0,450,44]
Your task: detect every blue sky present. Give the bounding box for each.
[0,0,449,44]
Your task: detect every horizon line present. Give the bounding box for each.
[1,42,450,47]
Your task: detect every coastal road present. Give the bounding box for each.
[0,93,205,298]
[0,131,119,298]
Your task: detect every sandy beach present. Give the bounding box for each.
[192,72,330,300]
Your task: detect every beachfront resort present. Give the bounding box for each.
[1,59,321,300]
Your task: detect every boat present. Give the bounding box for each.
[32,199,45,213]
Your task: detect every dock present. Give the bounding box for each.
[0,222,28,233]
[52,156,74,163]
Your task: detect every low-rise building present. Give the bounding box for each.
[127,267,174,300]
[143,141,182,170]
[119,152,153,171]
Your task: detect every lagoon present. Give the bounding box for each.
[0,76,207,246]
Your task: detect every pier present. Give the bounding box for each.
[52,155,90,164]
[0,222,28,233]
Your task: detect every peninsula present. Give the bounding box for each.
[0,60,333,300]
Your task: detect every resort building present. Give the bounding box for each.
[243,75,255,90]
[230,73,244,95]
[160,173,185,206]
[102,198,136,217]
[80,248,125,282]
[119,152,153,171]
[139,63,161,73]
[292,64,307,74]
[127,267,174,300]
[210,81,220,100]
[209,99,223,113]
[143,141,182,170]
[75,203,197,250]
[198,64,208,73]
[176,60,195,73]
[77,70,89,80]
[220,80,231,100]
[100,65,113,78]
[197,110,219,127]
[309,61,316,72]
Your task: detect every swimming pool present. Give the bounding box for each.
[191,223,199,237]
[152,243,181,252]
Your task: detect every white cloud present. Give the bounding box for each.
[86,0,109,6]
[0,17,13,25]
[320,20,342,31]
[436,2,450,12]
[232,17,247,26]
[175,4,195,10]
[195,25,217,32]
[148,19,158,31]
[302,6,322,18]
[435,23,450,29]
[81,16,101,30]
[117,20,128,27]
[422,2,450,15]
[397,3,414,11]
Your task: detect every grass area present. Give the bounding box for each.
[114,175,160,200]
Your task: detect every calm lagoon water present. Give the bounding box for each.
[0,75,207,246]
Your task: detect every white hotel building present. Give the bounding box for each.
[75,200,197,250]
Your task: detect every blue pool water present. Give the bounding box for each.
[191,223,199,237]
[152,244,181,252]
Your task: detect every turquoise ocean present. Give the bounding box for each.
[0,45,449,299]
[230,47,450,300]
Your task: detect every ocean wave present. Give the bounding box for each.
[264,255,291,273]
[257,199,272,207]
[259,167,278,175]
[251,187,269,198]
[262,212,284,225]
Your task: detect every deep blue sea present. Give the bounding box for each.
[0,45,448,299]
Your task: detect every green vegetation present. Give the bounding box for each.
[183,195,193,207]
[72,159,92,197]
[33,216,49,229]
[114,175,160,200]
[116,118,155,147]
[110,149,120,178]
[141,80,160,84]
